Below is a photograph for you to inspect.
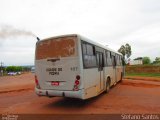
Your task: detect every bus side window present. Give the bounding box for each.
[82,42,97,68]
[116,55,120,66]
[105,51,108,66]
[96,52,104,70]
[82,43,87,54]
[106,51,112,66]
[104,51,107,66]
[93,46,96,55]
[99,53,104,67]
[114,56,117,66]
[119,56,122,65]
[112,55,116,67]
[96,53,99,66]
[86,44,93,55]
[121,57,125,66]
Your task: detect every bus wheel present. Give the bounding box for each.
[119,72,123,82]
[105,77,110,93]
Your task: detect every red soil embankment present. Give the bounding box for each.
[126,65,160,73]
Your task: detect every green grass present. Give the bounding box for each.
[125,73,160,78]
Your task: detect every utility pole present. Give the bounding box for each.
[0,62,4,76]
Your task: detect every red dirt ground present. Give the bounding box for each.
[0,73,160,115]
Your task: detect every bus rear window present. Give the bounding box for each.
[36,36,78,60]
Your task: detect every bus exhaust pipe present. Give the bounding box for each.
[37,37,40,41]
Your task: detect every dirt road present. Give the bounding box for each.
[0,73,160,115]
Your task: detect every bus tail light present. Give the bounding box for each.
[35,75,41,89]
[73,75,80,91]
[75,80,80,86]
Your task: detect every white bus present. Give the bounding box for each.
[35,34,124,100]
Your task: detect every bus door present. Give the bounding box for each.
[112,55,117,83]
[96,52,104,91]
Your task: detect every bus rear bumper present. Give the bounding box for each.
[35,87,85,99]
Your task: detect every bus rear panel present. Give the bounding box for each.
[35,35,85,99]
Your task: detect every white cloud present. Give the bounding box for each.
[0,36,36,65]
[116,22,160,60]
[0,0,160,65]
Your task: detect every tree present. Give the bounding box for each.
[118,45,125,56]
[142,57,151,64]
[155,57,160,62]
[152,57,160,64]
[118,43,132,63]
[125,43,132,58]
[6,66,23,72]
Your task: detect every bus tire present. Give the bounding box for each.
[119,72,123,82]
[105,77,110,93]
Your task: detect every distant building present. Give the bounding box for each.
[129,57,143,65]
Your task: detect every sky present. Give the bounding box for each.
[0,0,160,66]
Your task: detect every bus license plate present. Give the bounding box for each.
[51,81,59,86]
